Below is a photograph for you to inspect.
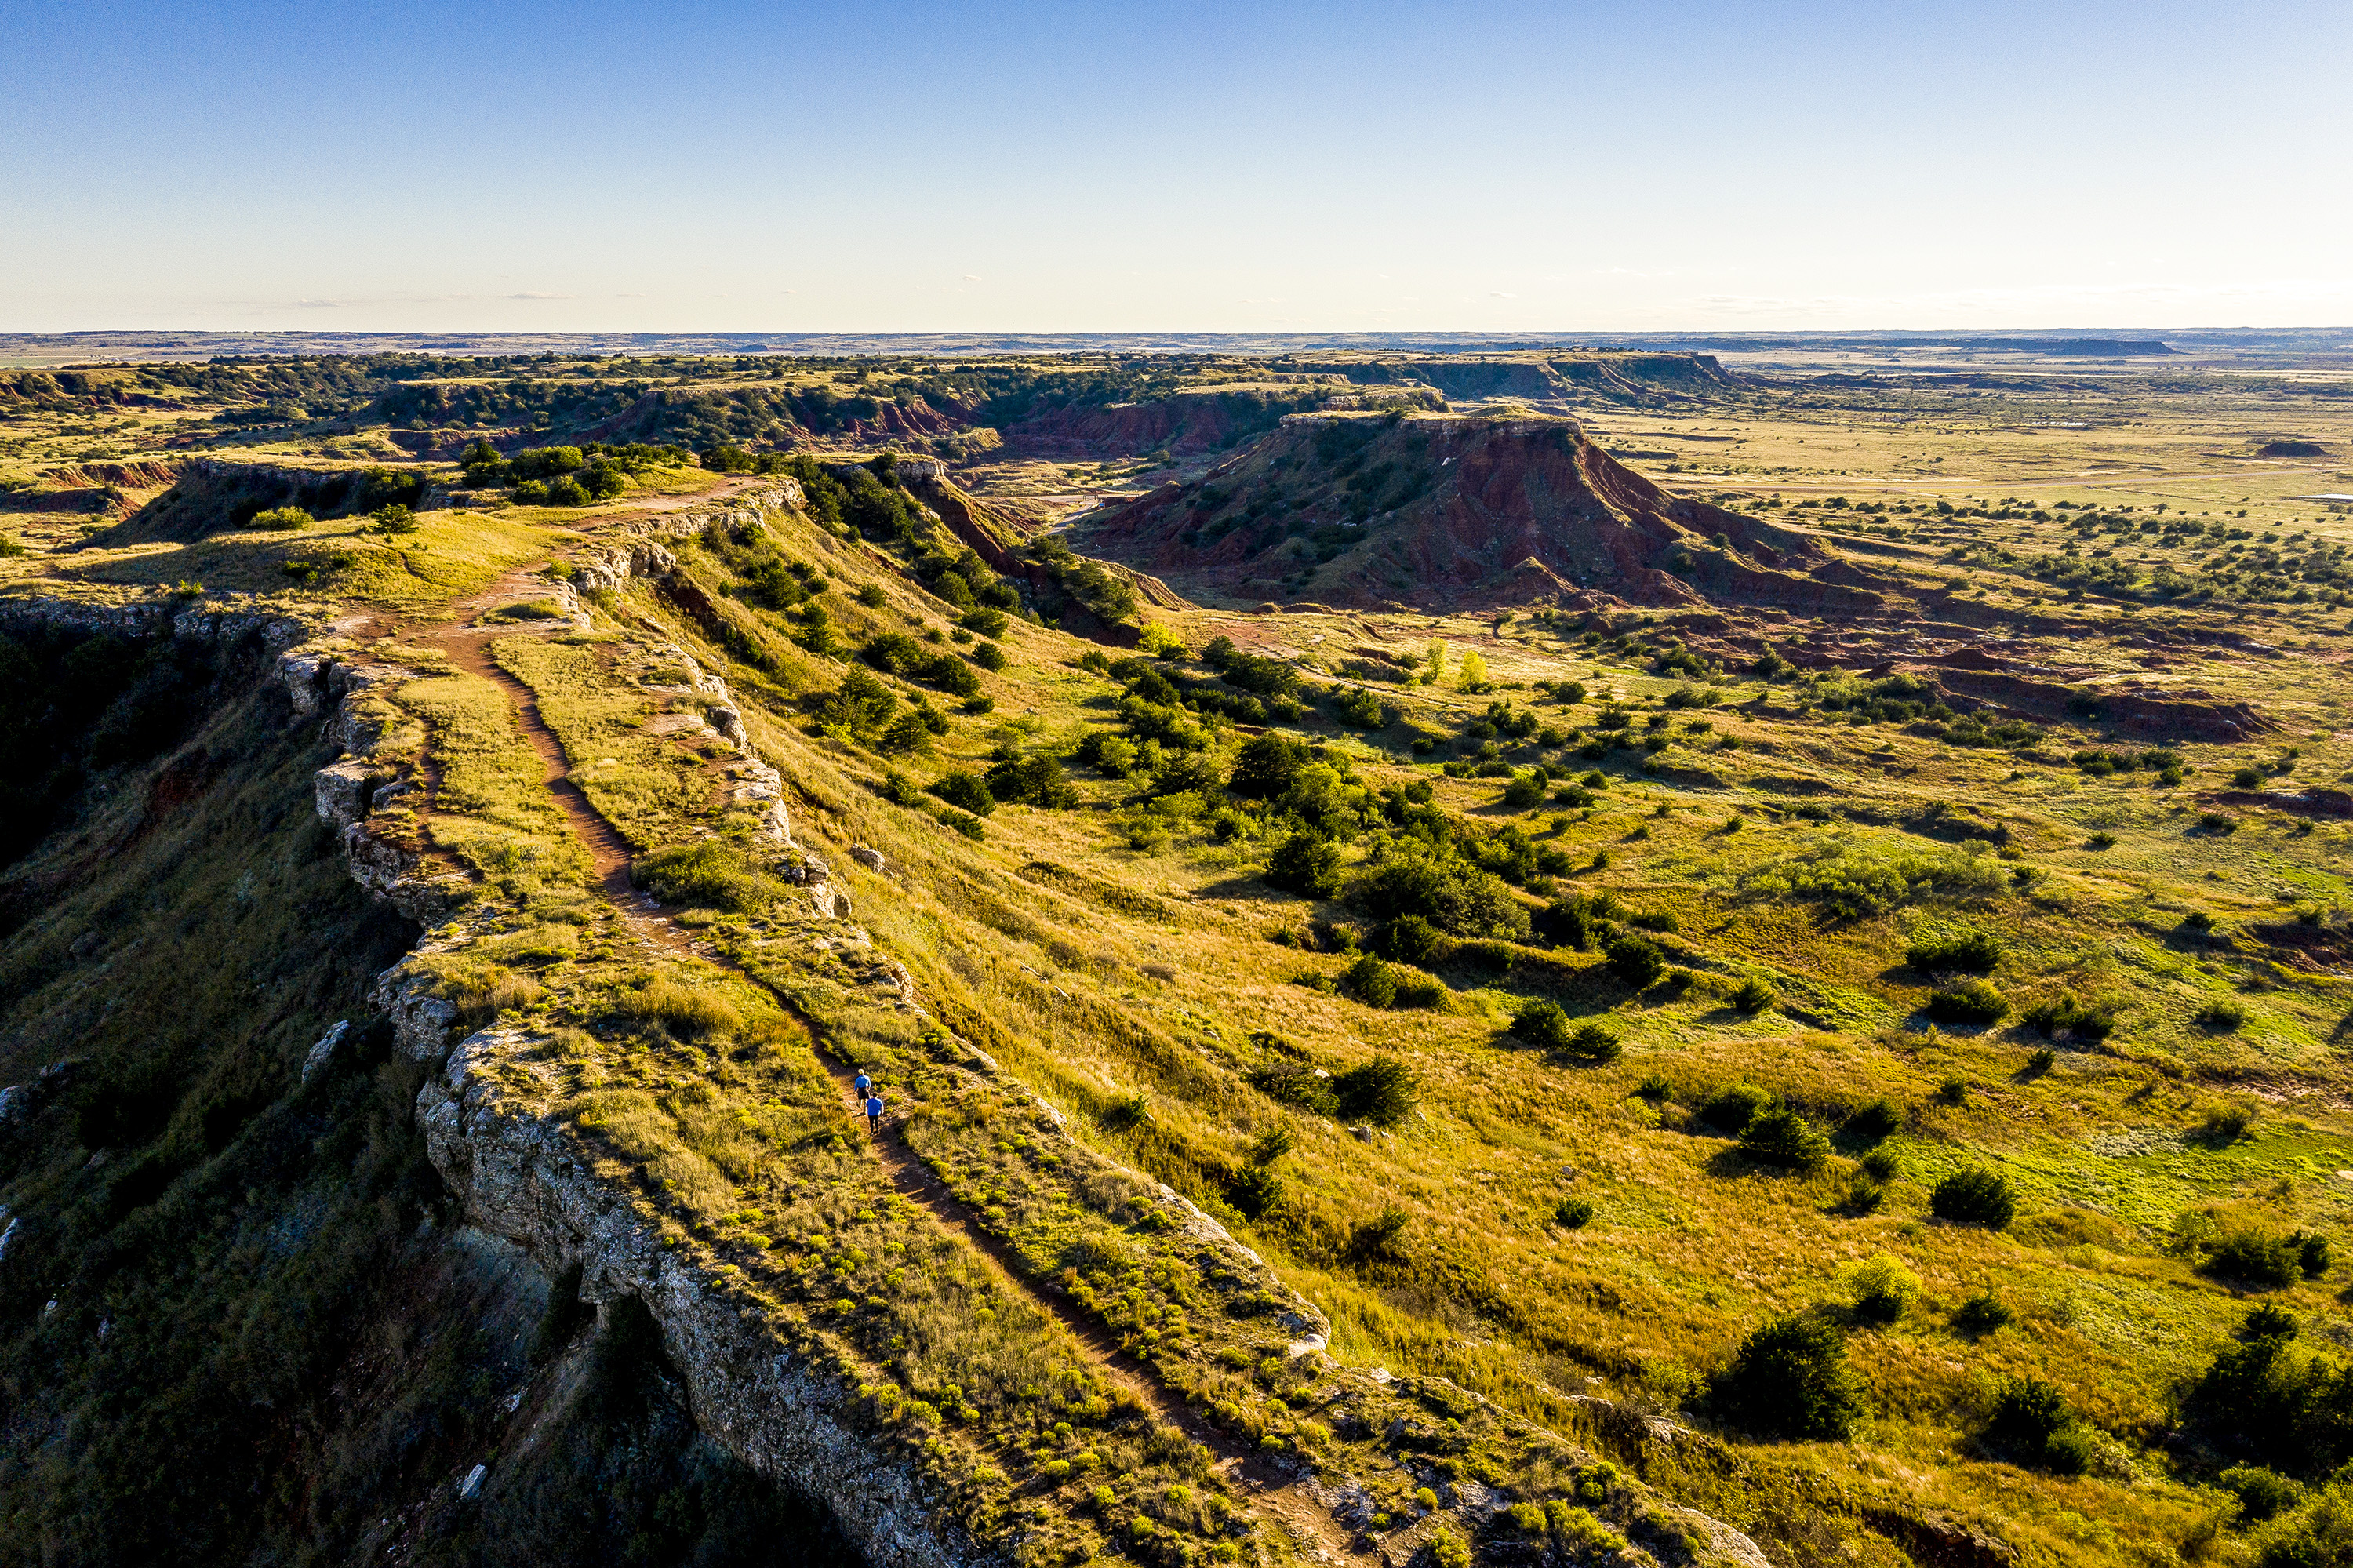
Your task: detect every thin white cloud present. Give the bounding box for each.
[507,290,573,300]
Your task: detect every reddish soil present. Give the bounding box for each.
[1081,413,1889,615]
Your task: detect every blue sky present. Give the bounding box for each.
[4,0,2347,332]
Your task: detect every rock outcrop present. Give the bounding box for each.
[1079,409,1889,613]
[413,1028,987,1568]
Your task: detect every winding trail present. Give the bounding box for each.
[376,561,1362,1563]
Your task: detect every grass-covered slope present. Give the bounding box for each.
[13,346,2353,1568]
[0,638,852,1566]
[551,472,2353,1567]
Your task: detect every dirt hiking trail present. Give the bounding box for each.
[369,557,1363,1564]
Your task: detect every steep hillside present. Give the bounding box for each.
[1077,410,1882,613]
[1324,354,1746,408]
[996,387,1439,460]
[16,351,2353,1568]
[0,611,844,1566]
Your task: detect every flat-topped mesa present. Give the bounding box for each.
[1079,409,1885,614]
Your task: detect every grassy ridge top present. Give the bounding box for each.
[6,346,2353,1564]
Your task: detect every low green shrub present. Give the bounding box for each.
[1228,1164,1284,1218]
[1700,1083,1773,1133]
[1604,933,1666,989]
[1930,1167,2017,1228]
[929,769,995,817]
[1247,1062,1337,1117]
[1984,1377,2089,1474]
[1906,927,2001,971]
[1710,1315,1862,1439]
[1951,1291,2013,1336]
[2022,993,2117,1039]
[1845,1098,1903,1141]
[1926,978,2009,1024]
[1842,1253,1918,1324]
[1266,832,1344,898]
[1333,1055,1414,1125]
[2218,1466,2304,1524]
[1740,1103,1831,1170]
[1344,954,1398,1008]
[2201,1230,2322,1290]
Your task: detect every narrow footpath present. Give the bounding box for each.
[387,577,1362,1564]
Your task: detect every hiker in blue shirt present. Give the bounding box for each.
[864,1091,884,1133]
[853,1068,871,1097]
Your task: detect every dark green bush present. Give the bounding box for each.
[1247,1062,1337,1117]
[864,631,926,675]
[1554,1196,1595,1229]
[1740,1103,1831,1171]
[1845,1098,1903,1141]
[984,753,1077,809]
[1907,928,2001,971]
[1229,1164,1285,1218]
[1352,853,1530,940]
[922,653,983,697]
[1951,1291,2013,1336]
[1512,999,1573,1051]
[1926,978,2009,1024]
[1700,1083,1773,1133]
[1710,1316,1863,1440]
[1930,1167,2017,1228]
[1984,1377,2088,1474]
[1729,977,1777,1014]
[2218,1466,2304,1524]
[1344,954,1398,1008]
[1333,1055,1414,1125]
[1510,1002,1618,1063]
[1392,973,1449,1010]
[1605,933,1666,990]
[2180,1308,2353,1478]
[1266,832,1344,898]
[1347,1206,1412,1263]
[2202,1230,2308,1290]
[1859,1148,1900,1183]
[1377,915,1449,965]
[929,769,995,817]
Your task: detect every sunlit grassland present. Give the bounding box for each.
[488,633,731,853]
[406,911,1211,1567]
[604,471,2353,1562]
[391,666,589,895]
[49,505,562,607]
[261,375,2353,1564]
